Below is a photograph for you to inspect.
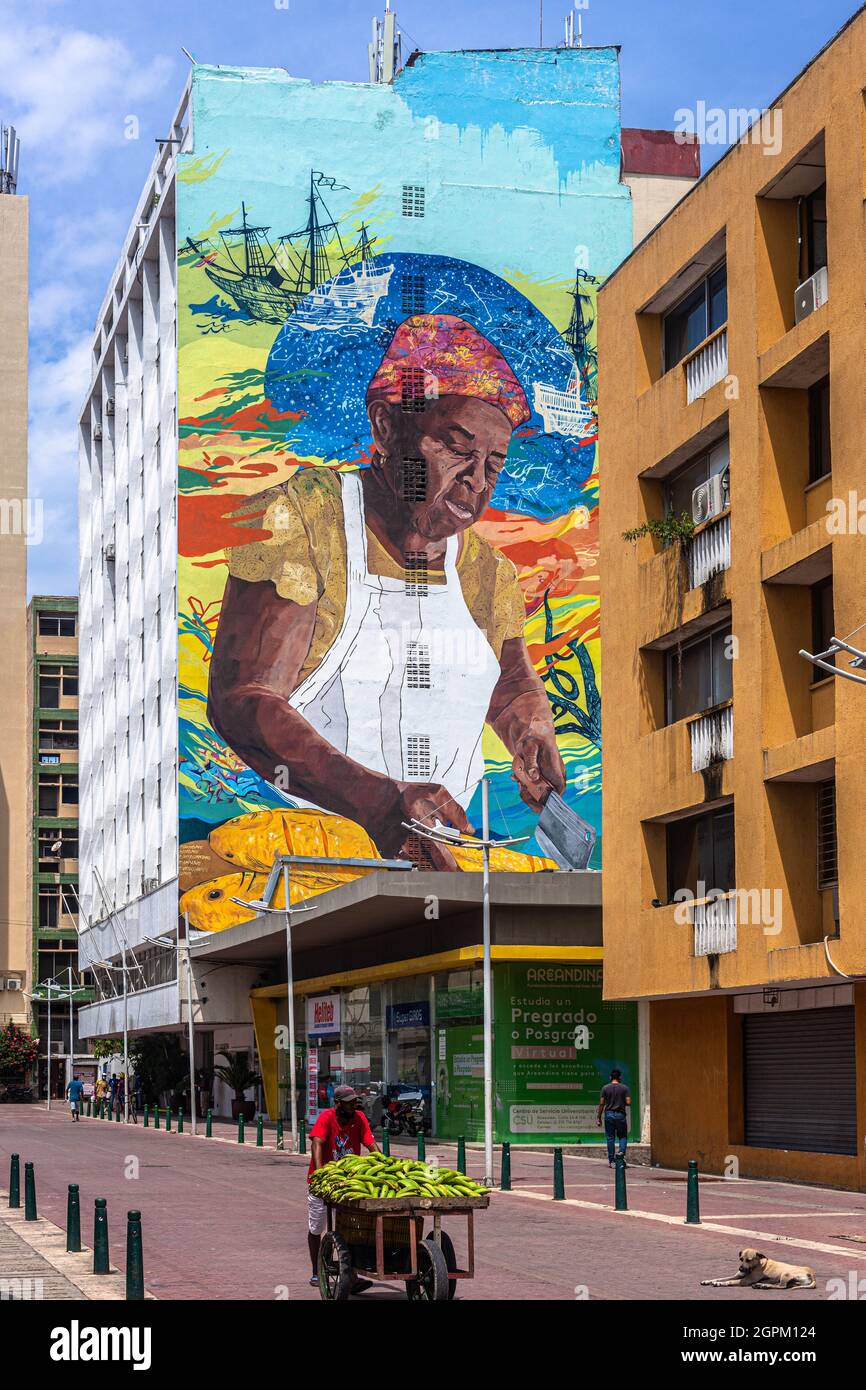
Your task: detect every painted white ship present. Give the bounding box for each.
[533,270,601,438]
[532,365,596,438]
[293,228,393,330]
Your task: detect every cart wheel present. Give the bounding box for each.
[427,1231,458,1300]
[318,1232,353,1301]
[405,1237,450,1301]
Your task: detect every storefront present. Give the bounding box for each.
[263,951,640,1144]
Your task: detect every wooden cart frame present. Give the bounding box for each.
[319,1194,489,1301]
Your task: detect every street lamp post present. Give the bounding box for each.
[46,988,52,1110]
[67,965,75,1093]
[282,864,299,1159]
[402,778,528,1189]
[230,851,412,1153]
[122,941,129,1124]
[183,914,197,1136]
[481,778,494,1188]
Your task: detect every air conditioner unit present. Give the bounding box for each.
[142,877,159,895]
[104,543,116,562]
[93,423,103,441]
[105,396,115,416]
[794,265,828,324]
[5,978,23,991]
[692,470,729,526]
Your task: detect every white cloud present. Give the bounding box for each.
[27,333,91,595]
[0,20,173,183]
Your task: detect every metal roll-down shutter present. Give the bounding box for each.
[743,1006,857,1155]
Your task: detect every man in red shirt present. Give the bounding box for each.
[308,1084,378,1288]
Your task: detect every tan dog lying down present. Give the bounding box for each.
[701,1248,816,1290]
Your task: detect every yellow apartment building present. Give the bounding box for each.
[599,8,866,1189]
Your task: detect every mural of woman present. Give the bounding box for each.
[207,313,566,871]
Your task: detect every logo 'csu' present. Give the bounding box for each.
[314,1000,335,1028]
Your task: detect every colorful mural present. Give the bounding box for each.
[177,55,629,929]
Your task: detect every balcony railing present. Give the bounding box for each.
[684,326,728,405]
[692,892,738,956]
[689,704,733,772]
[687,513,730,589]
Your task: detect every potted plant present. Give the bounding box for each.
[214,1050,260,1121]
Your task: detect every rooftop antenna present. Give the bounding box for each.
[564,5,585,47]
[369,2,402,84]
[0,123,20,195]
[540,0,544,46]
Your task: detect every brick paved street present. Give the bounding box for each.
[2,1106,865,1301]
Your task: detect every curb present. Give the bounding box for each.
[0,1189,156,1301]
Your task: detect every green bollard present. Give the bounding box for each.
[417,1131,426,1162]
[24,1162,37,1220]
[237,1112,245,1144]
[115,1102,121,1122]
[66,1184,81,1253]
[165,1107,171,1133]
[553,1147,565,1201]
[299,1118,307,1155]
[126,1210,144,1301]
[143,1105,149,1128]
[93,1198,109,1275]
[275,1116,283,1151]
[206,1109,213,1139]
[456,1135,466,1175]
[153,1105,160,1130]
[9,1153,20,1208]
[685,1159,701,1225]
[381,1127,390,1157]
[614,1154,628,1211]
[256,1113,263,1147]
[177,1109,184,1134]
[500,1142,512,1191]
[86,1097,91,1118]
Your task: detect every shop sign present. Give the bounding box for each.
[307,994,341,1036]
[307,1051,319,1121]
[386,1001,429,1031]
[493,963,639,1145]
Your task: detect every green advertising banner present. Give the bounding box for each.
[493,964,639,1144]
[435,1024,484,1141]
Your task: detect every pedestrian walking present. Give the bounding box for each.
[596,1067,632,1167]
[66,1075,85,1121]
[131,1070,142,1123]
[95,1075,107,1106]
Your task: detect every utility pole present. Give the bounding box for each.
[282,864,299,1155]
[67,965,75,1092]
[481,779,494,1187]
[183,914,197,1135]
[402,783,528,1189]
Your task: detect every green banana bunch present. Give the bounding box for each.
[309,1151,489,1202]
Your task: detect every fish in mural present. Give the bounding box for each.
[209,808,557,878]
[181,808,559,931]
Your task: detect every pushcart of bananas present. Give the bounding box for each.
[312,1152,490,1301]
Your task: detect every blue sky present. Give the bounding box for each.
[1,0,860,595]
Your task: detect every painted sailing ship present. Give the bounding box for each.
[186,171,392,328]
[532,271,601,438]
